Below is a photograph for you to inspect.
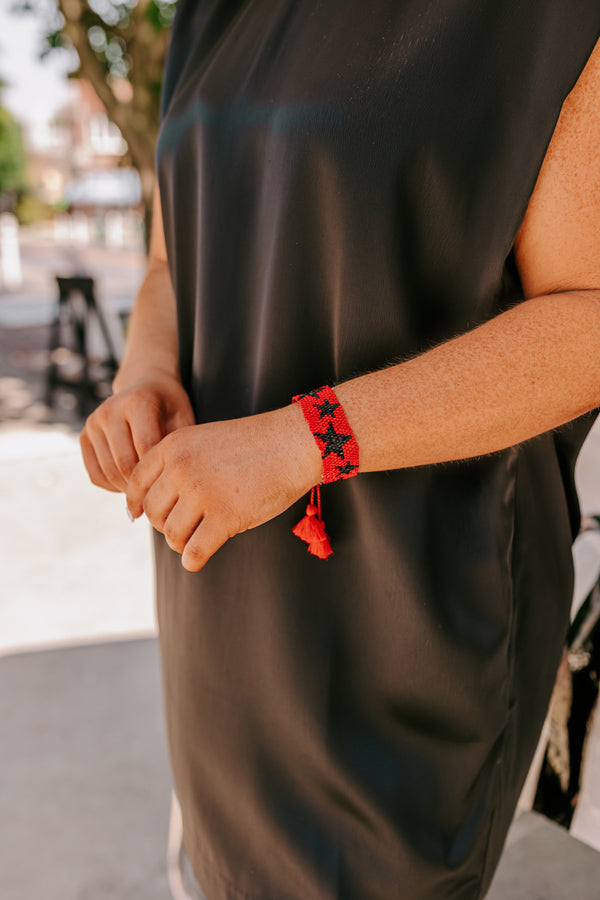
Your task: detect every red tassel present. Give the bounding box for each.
[292,487,333,559]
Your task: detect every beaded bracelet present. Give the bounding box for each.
[292,385,359,558]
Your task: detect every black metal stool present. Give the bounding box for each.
[46,275,121,417]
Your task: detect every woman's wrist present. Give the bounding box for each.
[280,403,324,493]
[112,361,182,394]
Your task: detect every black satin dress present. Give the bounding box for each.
[154,3,600,898]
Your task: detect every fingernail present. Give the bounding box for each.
[126,506,135,523]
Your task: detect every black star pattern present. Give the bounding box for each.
[315,399,340,419]
[336,462,358,476]
[314,422,351,460]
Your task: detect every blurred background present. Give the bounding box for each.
[0,2,176,897]
[0,0,167,651]
[1,2,600,898]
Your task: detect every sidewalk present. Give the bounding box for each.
[0,638,172,900]
[0,424,155,654]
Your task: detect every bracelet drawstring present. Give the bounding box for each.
[292,486,333,559]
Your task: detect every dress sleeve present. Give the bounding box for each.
[159,0,200,121]
[159,0,246,121]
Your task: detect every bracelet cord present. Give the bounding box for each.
[292,386,359,558]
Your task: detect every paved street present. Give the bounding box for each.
[1,226,600,898]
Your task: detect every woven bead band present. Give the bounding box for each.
[292,386,359,484]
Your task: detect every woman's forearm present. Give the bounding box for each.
[113,257,181,391]
[333,289,600,473]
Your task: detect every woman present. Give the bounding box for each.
[81,2,600,897]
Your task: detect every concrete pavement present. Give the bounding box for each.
[0,424,155,655]
[0,638,172,900]
[488,811,600,898]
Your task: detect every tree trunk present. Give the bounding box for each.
[55,0,168,254]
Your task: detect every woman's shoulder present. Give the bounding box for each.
[514,36,600,298]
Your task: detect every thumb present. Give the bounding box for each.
[166,400,195,433]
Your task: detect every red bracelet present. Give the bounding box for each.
[293,385,359,483]
[292,386,359,559]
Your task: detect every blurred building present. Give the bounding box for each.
[25,79,142,248]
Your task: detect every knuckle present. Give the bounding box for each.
[136,390,161,416]
[84,409,97,430]
[172,449,192,472]
[95,399,114,427]
[185,541,205,563]
[164,525,184,552]
[219,502,243,535]
[83,413,99,439]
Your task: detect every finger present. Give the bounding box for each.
[140,478,179,532]
[103,418,139,482]
[84,421,128,491]
[167,401,196,433]
[181,518,231,572]
[80,429,120,492]
[128,403,165,459]
[126,446,166,518]
[163,497,203,554]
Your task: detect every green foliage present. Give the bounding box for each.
[0,105,26,198]
[144,0,177,29]
[42,0,177,81]
[42,28,69,54]
[15,191,55,226]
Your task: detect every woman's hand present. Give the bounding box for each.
[125,404,322,571]
[80,374,195,493]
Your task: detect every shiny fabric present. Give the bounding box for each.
[154,3,600,898]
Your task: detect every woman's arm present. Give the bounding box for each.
[336,34,600,472]
[336,289,600,472]
[114,184,180,387]
[126,37,600,570]
[80,184,194,493]
[336,32,600,468]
